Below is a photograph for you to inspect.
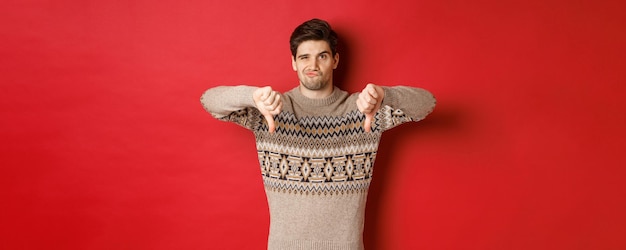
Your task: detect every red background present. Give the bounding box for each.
[2,0,625,249]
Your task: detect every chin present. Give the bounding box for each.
[301,81,322,90]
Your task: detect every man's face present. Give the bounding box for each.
[292,40,339,92]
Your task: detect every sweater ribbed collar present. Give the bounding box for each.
[289,86,346,107]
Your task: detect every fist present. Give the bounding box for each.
[253,86,283,133]
[356,83,384,132]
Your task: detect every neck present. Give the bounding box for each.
[298,83,334,99]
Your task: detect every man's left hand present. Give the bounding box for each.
[356,83,384,132]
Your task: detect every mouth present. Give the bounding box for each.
[305,71,319,77]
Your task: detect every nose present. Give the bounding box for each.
[310,57,319,70]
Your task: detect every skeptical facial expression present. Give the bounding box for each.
[292,40,339,92]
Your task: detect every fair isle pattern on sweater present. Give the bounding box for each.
[219,105,412,195]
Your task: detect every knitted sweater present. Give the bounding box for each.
[201,85,435,250]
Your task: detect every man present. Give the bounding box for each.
[201,18,435,250]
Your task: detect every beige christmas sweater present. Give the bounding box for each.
[201,85,435,250]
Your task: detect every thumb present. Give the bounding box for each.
[264,114,276,133]
[363,113,374,133]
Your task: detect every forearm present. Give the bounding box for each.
[381,86,436,121]
[200,85,258,119]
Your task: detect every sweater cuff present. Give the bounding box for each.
[235,85,258,107]
[381,86,398,107]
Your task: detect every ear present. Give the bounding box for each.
[291,56,297,71]
[333,53,340,69]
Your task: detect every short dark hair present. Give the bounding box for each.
[289,18,338,58]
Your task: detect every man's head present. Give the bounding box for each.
[290,19,340,97]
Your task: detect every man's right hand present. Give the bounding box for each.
[253,86,283,133]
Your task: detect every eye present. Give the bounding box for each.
[319,54,327,59]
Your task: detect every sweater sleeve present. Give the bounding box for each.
[376,86,436,131]
[200,85,262,130]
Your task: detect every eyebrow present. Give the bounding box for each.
[297,51,331,58]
